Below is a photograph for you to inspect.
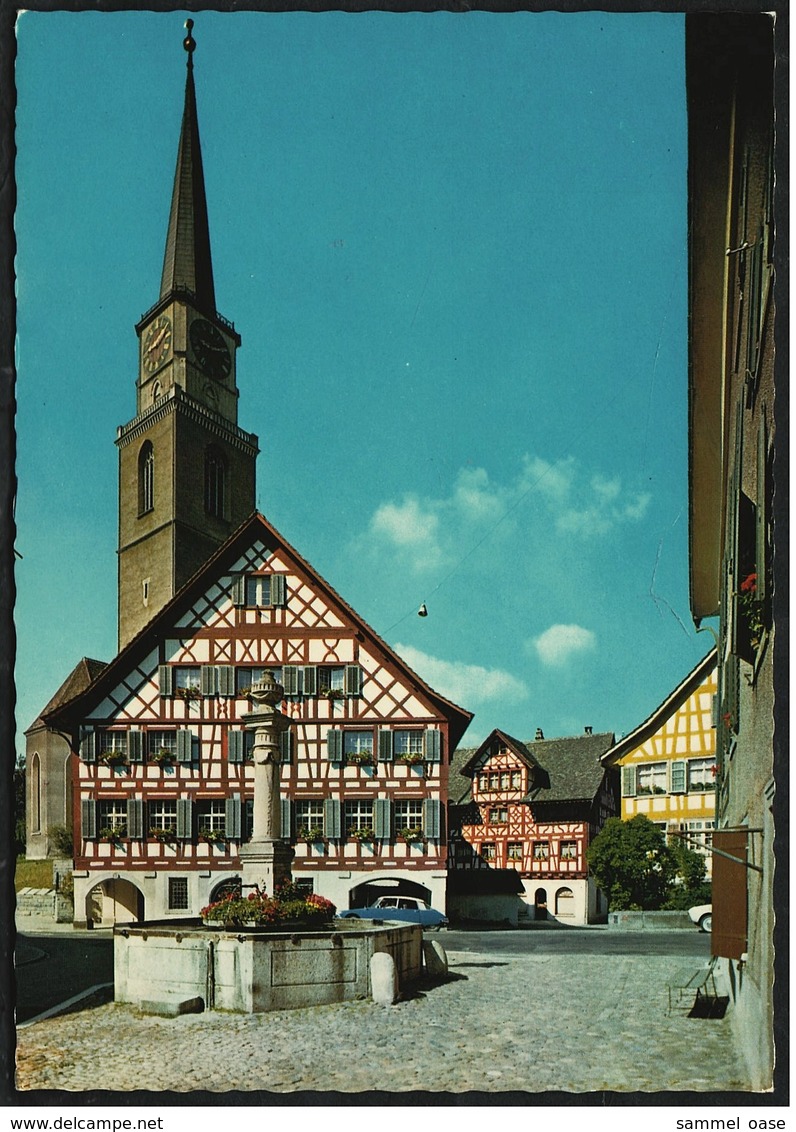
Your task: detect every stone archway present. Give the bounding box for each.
[534,887,548,921]
[348,876,432,910]
[86,878,144,927]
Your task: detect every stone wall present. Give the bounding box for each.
[607,910,693,930]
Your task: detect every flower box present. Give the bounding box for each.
[200,883,336,931]
[99,751,128,767]
[199,829,226,844]
[150,748,176,766]
[99,827,127,843]
[399,827,424,843]
[149,827,177,843]
[398,754,425,766]
[349,827,375,842]
[346,752,375,767]
[298,827,325,843]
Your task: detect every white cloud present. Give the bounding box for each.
[369,496,443,571]
[394,642,529,707]
[531,624,597,667]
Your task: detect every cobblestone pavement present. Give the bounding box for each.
[16,948,753,1094]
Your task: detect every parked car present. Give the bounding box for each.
[689,904,712,933]
[338,895,448,929]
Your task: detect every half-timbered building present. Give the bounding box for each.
[601,650,717,874]
[44,511,472,926]
[448,729,617,925]
[27,26,472,922]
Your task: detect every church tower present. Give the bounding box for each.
[116,21,258,650]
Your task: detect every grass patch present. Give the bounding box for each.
[15,858,53,892]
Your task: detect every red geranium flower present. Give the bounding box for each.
[741,572,757,594]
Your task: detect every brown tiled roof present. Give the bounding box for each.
[451,729,615,807]
[26,657,107,734]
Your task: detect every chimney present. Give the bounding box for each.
[535,728,544,741]
[584,726,593,735]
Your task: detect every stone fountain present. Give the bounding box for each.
[113,671,423,1015]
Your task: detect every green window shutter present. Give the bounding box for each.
[217,666,235,697]
[280,729,293,764]
[158,665,174,697]
[81,799,97,839]
[176,729,193,764]
[80,728,96,763]
[327,730,343,766]
[424,729,442,762]
[225,796,242,839]
[323,798,341,840]
[231,575,246,607]
[670,760,687,795]
[756,411,768,603]
[270,575,287,607]
[302,666,317,696]
[128,729,144,763]
[280,798,292,841]
[422,797,441,840]
[200,666,217,696]
[228,731,245,764]
[344,665,362,697]
[127,798,145,840]
[621,765,637,797]
[282,666,300,696]
[373,798,391,839]
[378,730,394,762]
[176,798,193,839]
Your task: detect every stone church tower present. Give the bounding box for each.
[26,23,258,856]
[116,22,258,650]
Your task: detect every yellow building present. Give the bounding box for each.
[601,651,717,873]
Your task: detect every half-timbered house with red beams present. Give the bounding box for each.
[448,729,618,925]
[44,512,472,926]
[27,27,471,925]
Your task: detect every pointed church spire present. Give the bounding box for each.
[160,20,216,317]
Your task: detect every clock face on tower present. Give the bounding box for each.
[142,315,172,372]
[190,318,231,381]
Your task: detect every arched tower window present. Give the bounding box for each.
[31,752,41,833]
[205,447,226,519]
[138,442,154,515]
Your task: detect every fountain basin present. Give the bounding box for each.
[114,918,422,1014]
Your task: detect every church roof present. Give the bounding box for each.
[44,511,474,748]
[600,649,717,767]
[159,26,216,317]
[25,657,108,734]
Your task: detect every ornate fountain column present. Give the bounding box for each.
[238,671,294,894]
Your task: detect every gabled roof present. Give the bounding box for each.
[600,649,717,767]
[524,731,615,805]
[450,729,615,808]
[26,657,108,735]
[458,728,546,778]
[44,511,473,747]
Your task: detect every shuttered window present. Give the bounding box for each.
[81,799,97,839]
[217,665,236,697]
[176,730,194,764]
[621,765,636,797]
[423,797,442,840]
[176,798,193,839]
[344,665,362,696]
[158,665,173,696]
[280,798,292,841]
[282,666,300,696]
[424,729,442,762]
[302,666,317,696]
[373,798,392,839]
[225,796,242,839]
[228,731,251,764]
[279,729,293,764]
[378,730,394,761]
[323,798,342,839]
[80,728,97,763]
[127,729,144,763]
[127,798,145,840]
[200,666,217,696]
[327,730,343,766]
[670,760,686,795]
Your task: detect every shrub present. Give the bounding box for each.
[47,824,74,857]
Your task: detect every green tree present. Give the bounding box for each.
[587,815,679,910]
[662,839,712,909]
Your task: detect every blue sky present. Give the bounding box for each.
[14,9,712,753]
